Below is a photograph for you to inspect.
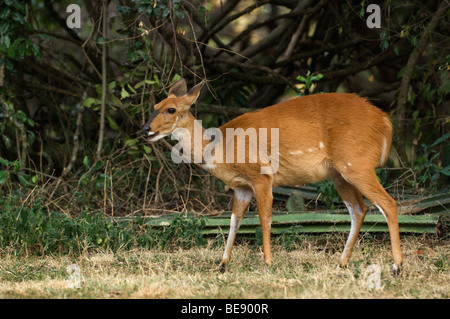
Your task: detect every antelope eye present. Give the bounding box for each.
[167,108,176,114]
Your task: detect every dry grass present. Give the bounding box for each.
[0,235,448,299]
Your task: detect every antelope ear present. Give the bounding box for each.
[168,79,187,98]
[183,81,205,106]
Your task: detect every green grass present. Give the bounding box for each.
[0,195,208,255]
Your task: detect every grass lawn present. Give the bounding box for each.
[0,234,448,299]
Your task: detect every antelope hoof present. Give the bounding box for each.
[392,263,402,278]
[218,263,226,273]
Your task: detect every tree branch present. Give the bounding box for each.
[234,0,315,61]
[395,1,449,164]
[96,0,108,159]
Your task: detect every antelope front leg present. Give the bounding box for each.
[218,187,252,272]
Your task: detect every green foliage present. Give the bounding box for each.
[0,99,36,162]
[434,254,448,274]
[409,133,450,192]
[277,227,307,251]
[118,0,184,20]
[314,180,341,209]
[158,216,207,249]
[0,194,208,256]
[0,157,38,188]
[0,0,42,87]
[296,71,324,96]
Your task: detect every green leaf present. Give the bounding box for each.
[121,86,130,99]
[171,74,181,83]
[15,110,27,122]
[2,135,12,149]
[83,97,101,108]
[0,157,9,167]
[106,116,119,131]
[394,46,399,56]
[0,171,8,185]
[3,35,10,48]
[0,7,11,20]
[27,131,35,145]
[439,166,450,176]
[17,172,32,186]
[30,42,41,58]
[143,145,152,154]
[153,74,160,88]
[110,95,123,108]
[83,155,90,168]
[124,138,138,147]
[310,73,323,81]
[134,79,156,90]
[430,133,450,148]
[27,117,35,126]
[108,81,116,90]
[359,0,365,18]
[127,84,137,94]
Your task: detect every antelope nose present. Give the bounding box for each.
[143,124,151,133]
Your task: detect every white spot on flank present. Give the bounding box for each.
[347,162,352,167]
[319,142,324,149]
[308,147,319,152]
[290,150,304,155]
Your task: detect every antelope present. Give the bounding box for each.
[143,79,403,276]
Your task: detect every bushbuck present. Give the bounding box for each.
[143,79,402,276]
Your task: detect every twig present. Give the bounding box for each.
[96,0,108,160]
[23,82,82,98]
[61,103,84,178]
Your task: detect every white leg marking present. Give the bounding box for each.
[342,201,357,257]
[223,214,240,260]
[222,188,252,261]
[234,188,253,202]
[375,204,387,220]
[342,201,364,259]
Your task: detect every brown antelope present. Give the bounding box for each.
[143,78,403,276]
